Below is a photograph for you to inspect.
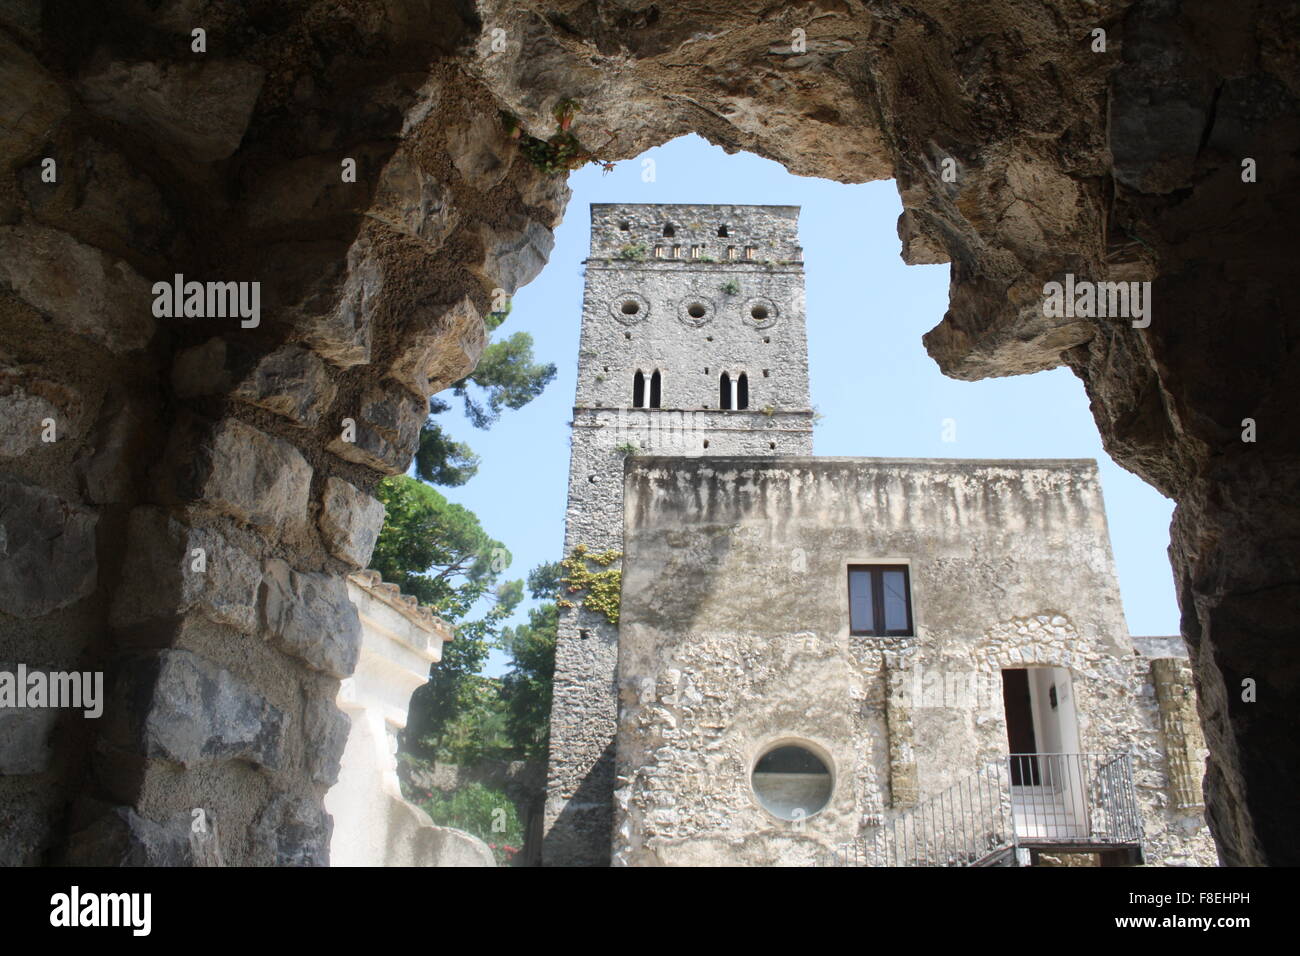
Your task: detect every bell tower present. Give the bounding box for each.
[542,203,814,865]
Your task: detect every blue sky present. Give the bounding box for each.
[430,135,1180,676]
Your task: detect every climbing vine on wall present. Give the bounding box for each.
[556,544,623,624]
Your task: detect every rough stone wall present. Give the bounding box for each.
[615,457,1216,867]
[544,203,813,864]
[1,0,1294,865]
[470,0,1300,866]
[0,0,567,865]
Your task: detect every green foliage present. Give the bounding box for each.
[499,599,557,758]
[616,243,647,261]
[503,106,618,177]
[556,545,623,624]
[372,476,523,759]
[415,302,555,487]
[614,441,640,455]
[720,279,740,295]
[410,782,525,865]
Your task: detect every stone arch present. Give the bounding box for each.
[0,0,1294,867]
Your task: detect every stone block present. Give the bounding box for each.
[0,476,97,618]
[195,419,312,535]
[254,792,331,866]
[0,224,154,353]
[74,390,151,504]
[260,559,362,678]
[77,54,264,163]
[0,700,59,774]
[370,147,459,245]
[472,213,554,295]
[304,695,351,786]
[446,111,515,192]
[109,507,261,634]
[109,650,284,770]
[63,806,196,866]
[388,294,484,399]
[301,233,378,368]
[232,345,337,427]
[0,386,61,457]
[327,384,424,475]
[318,476,385,568]
[0,32,69,170]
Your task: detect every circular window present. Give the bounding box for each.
[751,743,833,821]
[610,292,650,325]
[677,294,715,328]
[743,297,778,329]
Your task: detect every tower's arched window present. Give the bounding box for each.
[718,224,729,237]
[649,370,662,408]
[663,223,676,237]
[737,372,749,410]
[633,370,646,408]
[719,371,732,410]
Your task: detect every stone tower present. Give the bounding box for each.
[542,203,815,865]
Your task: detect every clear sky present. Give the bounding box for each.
[429,135,1181,676]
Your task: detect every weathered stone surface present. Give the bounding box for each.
[388,294,485,399]
[232,345,337,427]
[305,695,351,787]
[0,701,58,775]
[473,214,554,295]
[110,650,284,770]
[0,31,69,170]
[195,419,312,535]
[260,558,362,678]
[0,477,97,618]
[0,386,60,457]
[74,391,150,504]
[447,111,515,191]
[19,136,174,255]
[77,55,264,163]
[63,807,196,866]
[369,147,460,245]
[0,800,48,865]
[0,225,154,353]
[318,477,385,568]
[327,384,424,475]
[0,0,1290,869]
[254,792,332,866]
[110,508,261,634]
[300,233,379,368]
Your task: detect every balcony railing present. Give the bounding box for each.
[821,752,1144,867]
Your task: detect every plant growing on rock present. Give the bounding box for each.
[501,103,619,177]
[556,544,623,624]
[721,279,740,295]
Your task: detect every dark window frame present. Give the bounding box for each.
[847,564,914,637]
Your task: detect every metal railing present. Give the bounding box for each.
[821,753,1143,867]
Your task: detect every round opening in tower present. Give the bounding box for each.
[750,304,769,321]
[751,743,833,820]
[621,300,640,315]
[687,303,707,319]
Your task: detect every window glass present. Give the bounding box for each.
[849,569,873,632]
[883,569,909,631]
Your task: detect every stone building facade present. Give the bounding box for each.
[544,204,814,864]
[615,457,1216,866]
[550,203,1214,867]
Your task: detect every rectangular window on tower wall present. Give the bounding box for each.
[847,565,914,636]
